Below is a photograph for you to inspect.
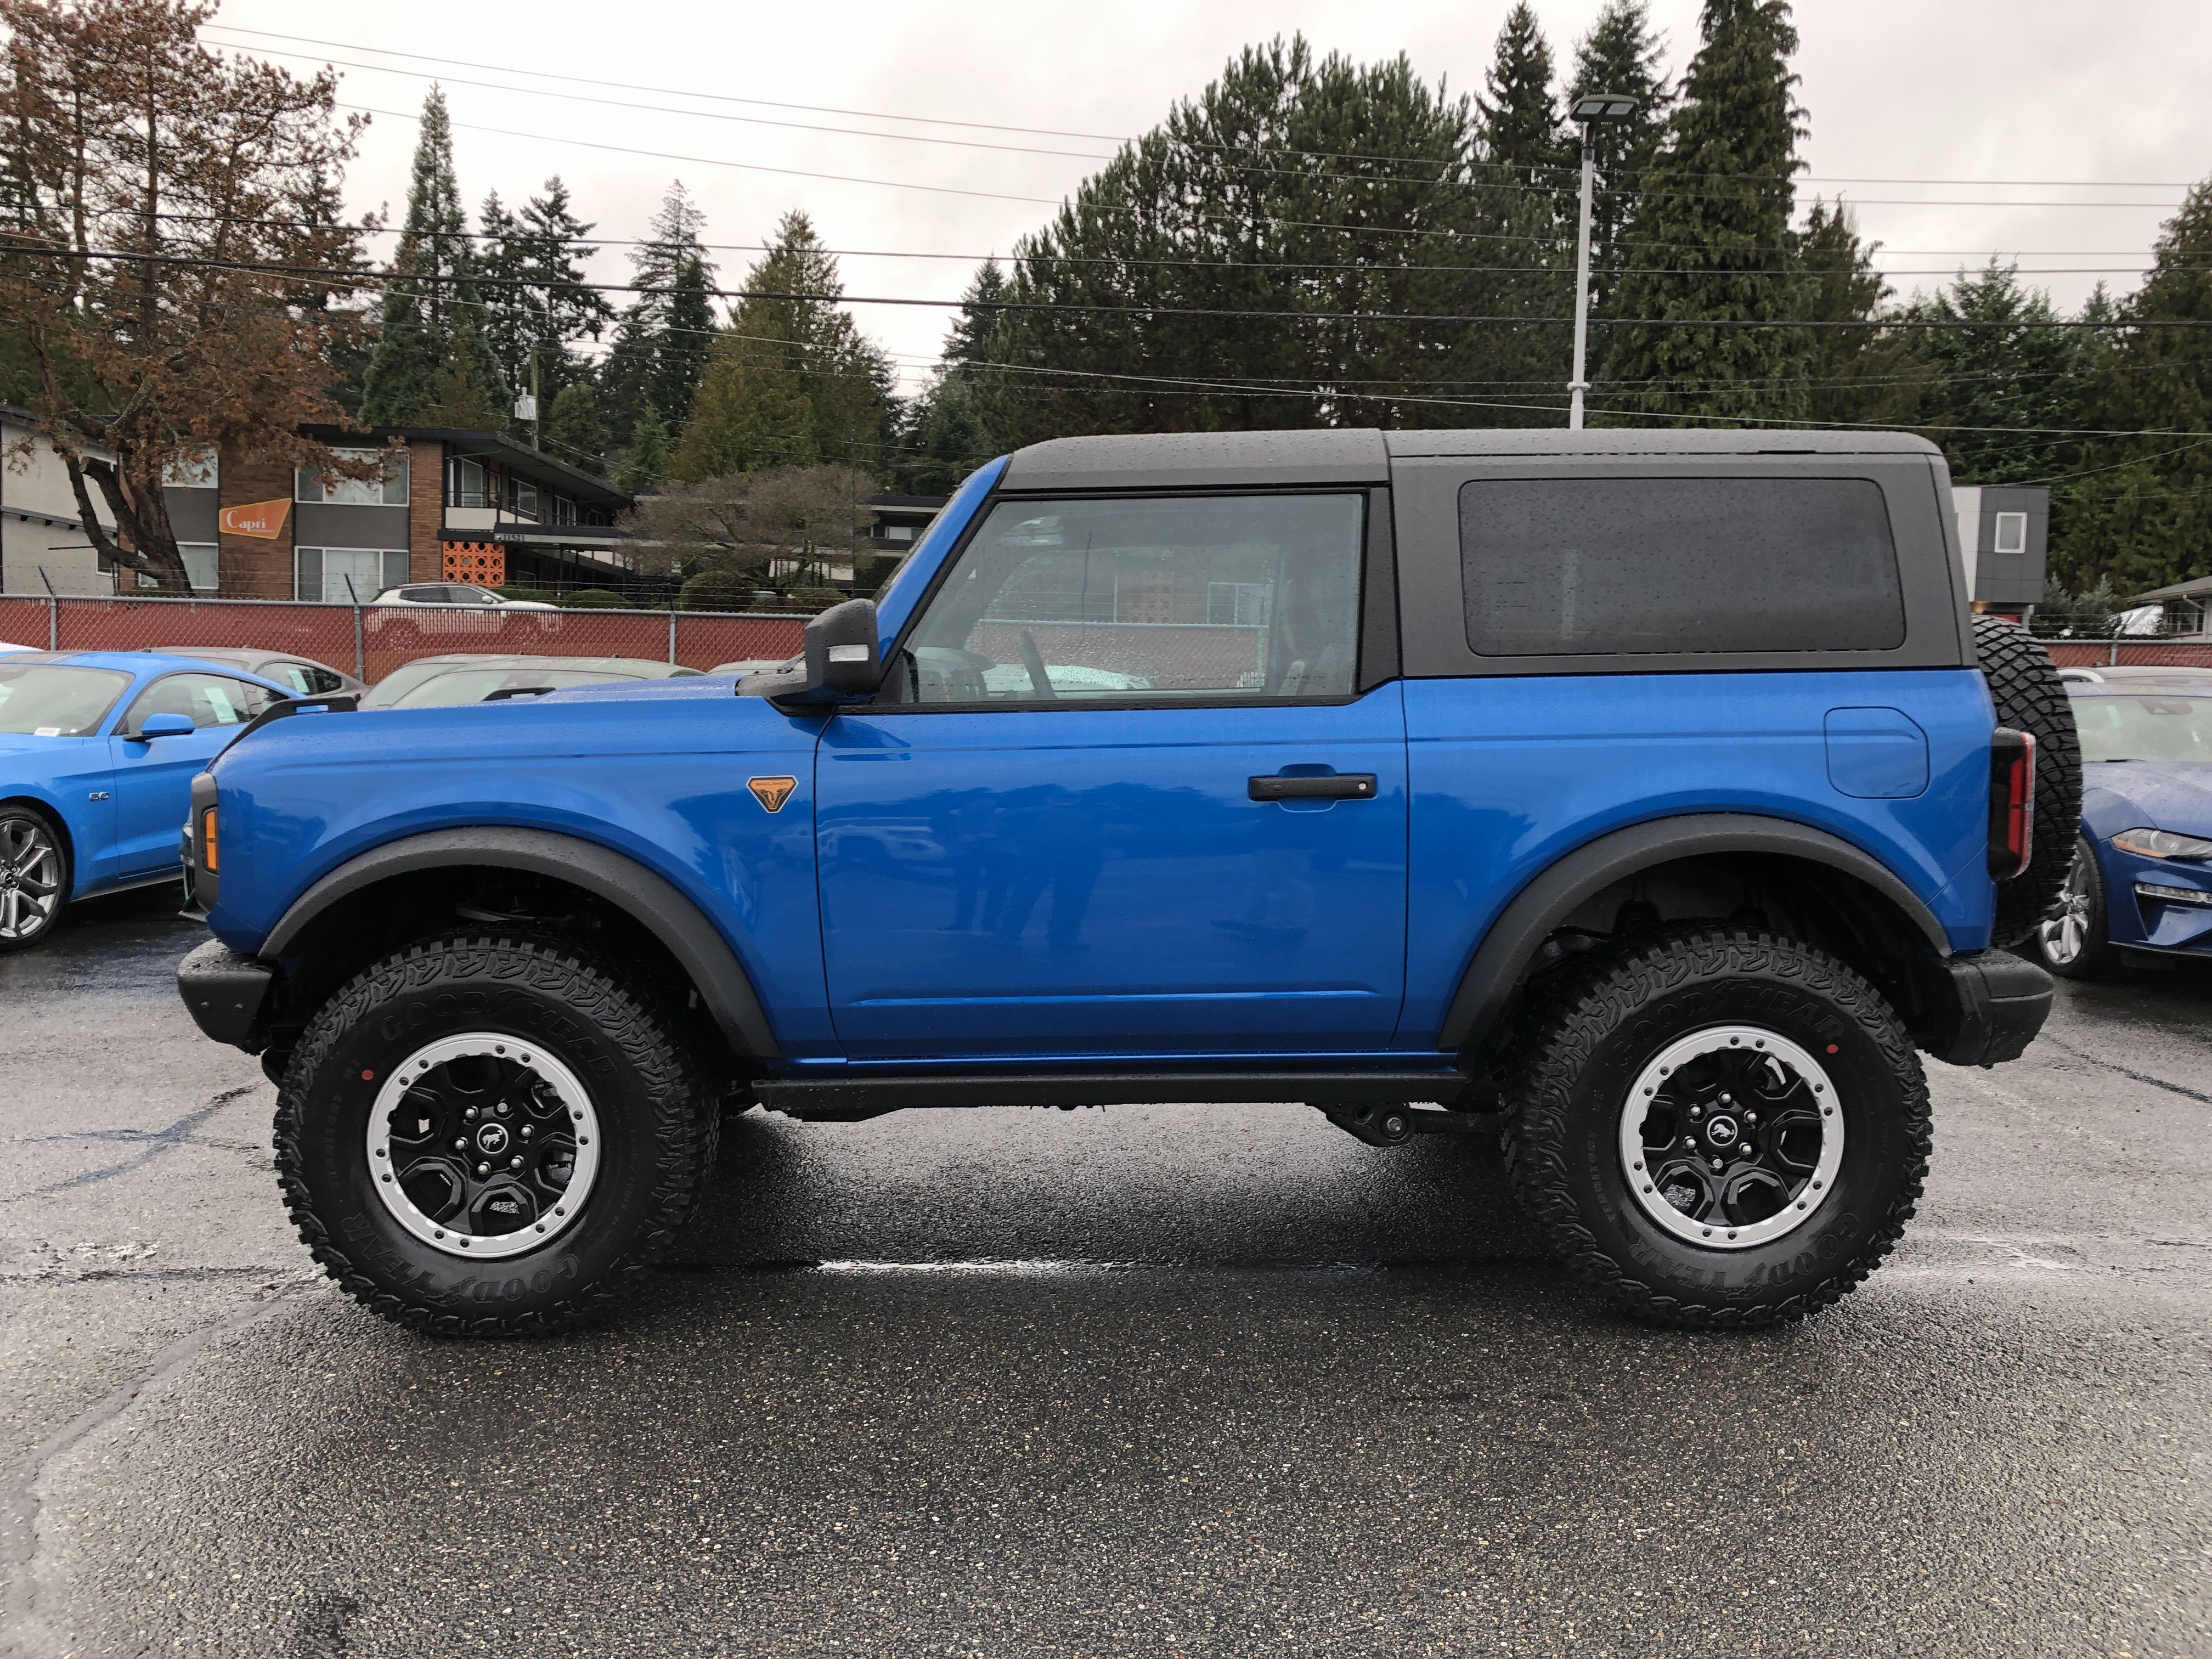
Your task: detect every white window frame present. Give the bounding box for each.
[177,542,219,592]
[295,447,409,506]
[1993,510,2029,556]
[450,456,489,509]
[295,546,410,602]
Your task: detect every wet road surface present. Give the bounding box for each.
[1,890,2207,1657]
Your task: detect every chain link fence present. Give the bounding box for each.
[0,595,807,682]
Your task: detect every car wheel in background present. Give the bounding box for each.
[1975,616,2084,948]
[1502,925,1931,1331]
[2035,836,2122,980]
[274,933,719,1335]
[0,804,69,953]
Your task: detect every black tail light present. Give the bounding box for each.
[1988,727,2035,880]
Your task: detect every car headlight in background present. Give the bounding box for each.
[2112,827,2212,861]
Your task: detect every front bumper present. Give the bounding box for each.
[176,938,273,1050]
[1913,950,2053,1068]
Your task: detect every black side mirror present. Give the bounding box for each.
[737,598,882,708]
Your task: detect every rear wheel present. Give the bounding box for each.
[0,805,68,953]
[275,934,718,1336]
[1975,616,2083,947]
[1503,926,1931,1330]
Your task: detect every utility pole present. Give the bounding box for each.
[530,347,541,452]
[1565,94,1638,431]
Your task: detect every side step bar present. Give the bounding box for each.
[751,1070,1471,1123]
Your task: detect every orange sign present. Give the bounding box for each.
[218,498,291,539]
[748,776,798,814]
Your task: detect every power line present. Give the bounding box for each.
[199,24,2211,194]
[18,242,2212,330]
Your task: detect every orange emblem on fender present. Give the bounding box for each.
[747,776,798,813]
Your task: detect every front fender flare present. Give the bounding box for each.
[1436,812,1953,1053]
[261,826,780,1058]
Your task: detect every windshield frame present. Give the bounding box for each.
[0,663,134,737]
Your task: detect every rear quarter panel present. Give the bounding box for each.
[1398,668,1997,1047]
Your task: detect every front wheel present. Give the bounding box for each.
[2035,837,2121,980]
[1503,926,1931,1330]
[0,805,69,952]
[275,934,718,1336]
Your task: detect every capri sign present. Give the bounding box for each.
[218,499,291,538]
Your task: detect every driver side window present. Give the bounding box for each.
[120,673,277,736]
[889,492,1364,705]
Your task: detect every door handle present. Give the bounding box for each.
[1248,773,1378,801]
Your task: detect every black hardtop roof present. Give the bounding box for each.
[1000,426,1943,492]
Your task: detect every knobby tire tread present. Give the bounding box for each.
[1974,616,2083,948]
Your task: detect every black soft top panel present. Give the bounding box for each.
[1000,429,1390,492]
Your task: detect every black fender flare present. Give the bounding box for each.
[261,826,780,1058]
[1436,812,1954,1052]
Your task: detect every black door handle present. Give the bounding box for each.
[1248,773,1379,801]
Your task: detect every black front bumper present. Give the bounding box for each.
[177,938,274,1050]
[1914,950,2053,1068]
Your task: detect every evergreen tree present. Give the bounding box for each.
[1567,0,1674,314]
[985,36,1505,444]
[618,403,672,493]
[359,86,471,426]
[601,182,714,445]
[545,381,608,470]
[412,323,509,428]
[1894,261,2097,485]
[1469,7,1571,407]
[893,373,995,494]
[1479,4,1568,179]
[672,211,890,479]
[1600,0,1809,425]
[472,188,528,419]
[944,260,1008,368]
[2051,178,2212,594]
[1797,196,1919,425]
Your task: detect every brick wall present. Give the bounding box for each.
[409,438,444,582]
[217,443,296,599]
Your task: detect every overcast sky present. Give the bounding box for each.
[201,0,2212,398]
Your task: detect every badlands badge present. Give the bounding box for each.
[747,776,798,814]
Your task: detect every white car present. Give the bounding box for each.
[370,584,559,611]
[0,641,35,654]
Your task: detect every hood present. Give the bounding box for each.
[2085,760,2212,838]
[0,730,101,760]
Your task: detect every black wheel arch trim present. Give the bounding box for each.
[1436,812,1954,1052]
[259,826,781,1058]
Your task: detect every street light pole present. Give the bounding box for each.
[1564,94,1638,432]
[1569,129,1597,431]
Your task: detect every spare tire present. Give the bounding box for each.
[1974,615,2083,948]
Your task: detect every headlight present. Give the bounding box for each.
[2112,827,2212,861]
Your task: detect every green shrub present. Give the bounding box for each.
[678,570,755,612]
[496,586,556,604]
[556,588,630,610]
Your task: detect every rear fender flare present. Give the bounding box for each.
[1436,812,1953,1052]
[261,826,780,1058]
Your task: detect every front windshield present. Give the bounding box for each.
[2070,691,2212,763]
[0,664,131,735]
[390,668,627,708]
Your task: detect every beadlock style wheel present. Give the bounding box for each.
[366,1032,603,1261]
[1618,1024,1843,1250]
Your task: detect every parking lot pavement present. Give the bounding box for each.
[1,899,2206,1659]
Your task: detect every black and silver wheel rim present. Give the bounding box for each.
[1618,1025,1844,1250]
[2038,847,2094,966]
[366,1033,602,1260]
[0,816,63,943]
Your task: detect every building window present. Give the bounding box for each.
[178,543,219,592]
[451,456,489,508]
[551,493,575,525]
[163,445,218,489]
[295,546,409,602]
[295,447,408,506]
[509,477,540,521]
[882,524,916,543]
[1994,511,2028,556]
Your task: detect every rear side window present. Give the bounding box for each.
[1458,477,1906,657]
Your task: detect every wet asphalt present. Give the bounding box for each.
[0,889,2206,1658]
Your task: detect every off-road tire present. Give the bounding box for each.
[1975,615,2083,948]
[274,933,718,1336]
[0,802,69,953]
[1502,925,1931,1330]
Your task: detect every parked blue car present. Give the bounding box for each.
[2036,666,2212,975]
[0,651,292,951]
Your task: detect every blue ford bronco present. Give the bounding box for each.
[176,429,2079,1336]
